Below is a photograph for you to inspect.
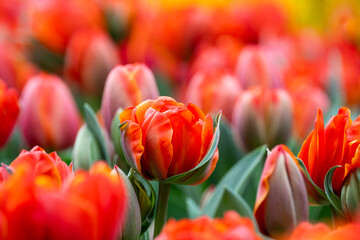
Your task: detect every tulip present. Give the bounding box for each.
[297,107,360,204]
[64,29,120,96]
[0,80,19,148]
[72,125,102,171]
[341,168,360,221]
[111,166,142,240]
[235,46,284,89]
[254,145,308,237]
[101,64,159,133]
[19,74,81,150]
[0,161,127,240]
[290,86,330,140]
[0,146,72,186]
[29,0,104,54]
[289,221,360,240]
[185,71,241,120]
[119,96,219,184]
[156,211,261,240]
[232,87,293,152]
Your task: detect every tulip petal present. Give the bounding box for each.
[121,122,144,173]
[141,108,173,180]
[166,108,203,176]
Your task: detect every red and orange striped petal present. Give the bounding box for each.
[121,122,144,173]
[141,108,173,180]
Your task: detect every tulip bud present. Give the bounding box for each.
[72,125,102,170]
[19,74,81,150]
[111,165,142,240]
[0,80,19,148]
[232,87,293,152]
[254,145,308,238]
[235,46,284,88]
[185,71,241,120]
[64,29,120,96]
[101,64,159,133]
[341,168,360,220]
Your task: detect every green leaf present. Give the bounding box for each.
[324,165,343,215]
[201,145,267,217]
[186,198,201,219]
[296,157,328,205]
[214,187,255,222]
[83,103,111,165]
[162,112,222,185]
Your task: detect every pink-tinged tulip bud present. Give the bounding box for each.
[185,71,241,121]
[232,87,293,152]
[0,80,19,148]
[235,46,284,89]
[101,64,159,132]
[254,145,308,238]
[290,86,330,140]
[64,29,120,96]
[19,74,81,150]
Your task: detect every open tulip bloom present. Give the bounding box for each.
[119,96,221,237]
[297,107,360,216]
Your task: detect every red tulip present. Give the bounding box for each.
[29,0,104,54]
[298,107,360,203]
[185,71,241,120]
[119,96,219,184]
[19,74,81,150]
[64,29,120,96]
[254,145,308,237]
[232,87,293,152]
[0,80,19,148]
[156,211,261,240]
[0,161,127,240]
[0,146,72,185]
[101,64,159,133]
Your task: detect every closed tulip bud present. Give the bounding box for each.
[185,71,241,120]
[72,125,102,170]
[0,80,19,148]
[232,87,293,152]
[119,96,220,185]
[341,168,360,220]
[64,29,120,96]
[101,64,159,133]
[19,74,81,150]
[111,165,142,240]
[235,46,284,89]
[254,145,308,238]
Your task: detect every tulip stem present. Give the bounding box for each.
[153,182,171,238]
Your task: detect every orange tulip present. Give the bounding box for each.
[254,145,308,237]
[298,107,360,204]
[0,146,72,185]
[185,70,241,120]
[101,64,159,133]
[288,221,360,240]
[0,80,19,148]
[0,161,127,240]
[156,211,261,240]
[29,0,104,54]
[119,96,219,184]
[19,74,81,150]
[64,29,120,96]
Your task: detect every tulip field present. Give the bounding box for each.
[1,0,360,239]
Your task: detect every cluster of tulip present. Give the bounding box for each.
[1,0,360,239]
